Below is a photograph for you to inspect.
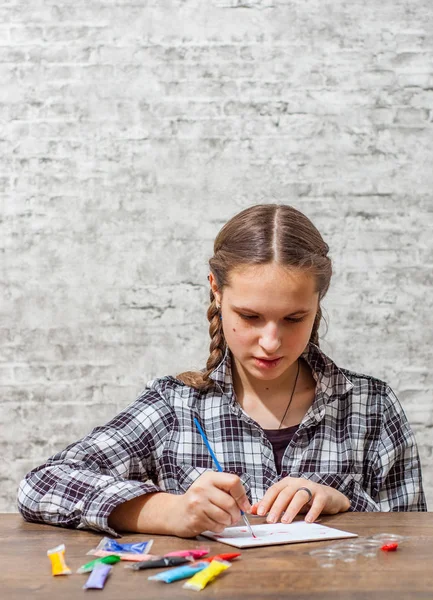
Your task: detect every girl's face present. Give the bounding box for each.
[211,263,319,384]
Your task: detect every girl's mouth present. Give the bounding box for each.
[253,357,282,370]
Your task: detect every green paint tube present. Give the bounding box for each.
[77,554,121,574]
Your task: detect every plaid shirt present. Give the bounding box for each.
[18,344,427,536]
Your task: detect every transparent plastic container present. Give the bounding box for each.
[309,548,344,568]
[358,539,383,558]
[369,533,406,545]
[327,542,364,563]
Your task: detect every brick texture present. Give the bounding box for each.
[1,1,432,511]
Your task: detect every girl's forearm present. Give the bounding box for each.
[108,492,179,535]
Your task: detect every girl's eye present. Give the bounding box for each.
[239,315,305,323]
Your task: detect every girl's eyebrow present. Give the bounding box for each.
[231,305,311,317]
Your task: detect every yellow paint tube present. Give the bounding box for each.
[47,543,71,576]
[183,559,231,591]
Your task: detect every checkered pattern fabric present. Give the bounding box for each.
[18,344,427,536]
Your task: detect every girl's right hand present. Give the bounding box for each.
[170,471,251,538]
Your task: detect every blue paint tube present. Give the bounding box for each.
[148,561,208,583]
[95,537,152,554]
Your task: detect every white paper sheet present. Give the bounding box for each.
[201,521,357,548]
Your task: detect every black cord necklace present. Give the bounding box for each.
[278,359,300,429]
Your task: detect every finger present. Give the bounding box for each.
[256,480,287,516]
[183,499,231,536]
[203,488,244,530]
[281,488,315,524]
[188,473,238,527]
[229,481,251,513]
[266,486,299,523]
[203,503,234,529]
[211,473,251,513]
[250,503,259,515]
[200,510,230,534]
[304,495,327,523]
[207,487,242,526]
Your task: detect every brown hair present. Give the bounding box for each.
[177,204,332,391]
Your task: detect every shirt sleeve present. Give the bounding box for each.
[348,385,427,512]
[17,386,174,537]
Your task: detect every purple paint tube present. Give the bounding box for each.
[83,562,112,590]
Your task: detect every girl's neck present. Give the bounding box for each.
[232,357,302,404]
[232,357,316,429]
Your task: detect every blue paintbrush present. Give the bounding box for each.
[193,417,256,539]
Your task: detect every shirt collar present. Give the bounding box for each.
[209,343,354,404]
[301,343,354,401]
[209,346,233,396]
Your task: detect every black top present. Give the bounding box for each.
[263,424,299,475]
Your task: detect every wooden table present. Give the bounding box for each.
[2,513,433,599]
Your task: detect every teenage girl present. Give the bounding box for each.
[18,204,426,537]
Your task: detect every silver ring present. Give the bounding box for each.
[297,486,313,503]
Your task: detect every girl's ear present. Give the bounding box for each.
[208,272,222,306]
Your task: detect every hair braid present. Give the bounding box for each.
[202,291,226,384]
[176,290,226,391]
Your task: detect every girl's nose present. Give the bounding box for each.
[258,323,282,354]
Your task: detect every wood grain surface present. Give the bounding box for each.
[2,513,432,599]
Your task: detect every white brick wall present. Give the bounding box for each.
[1,1,432,511]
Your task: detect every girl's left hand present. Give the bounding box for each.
[250,476,351,524]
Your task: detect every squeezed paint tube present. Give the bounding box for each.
[201,552,240,563]
[148,561,208,583]
[90,536,153,554]
[47,543,71,576]
[87,536,154,561]
[83,562,112,590]
[128,556,192,570]
[164,548,209,559]
[77,554,121,574]
[90,550,157,561]
[183,559,231,591]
